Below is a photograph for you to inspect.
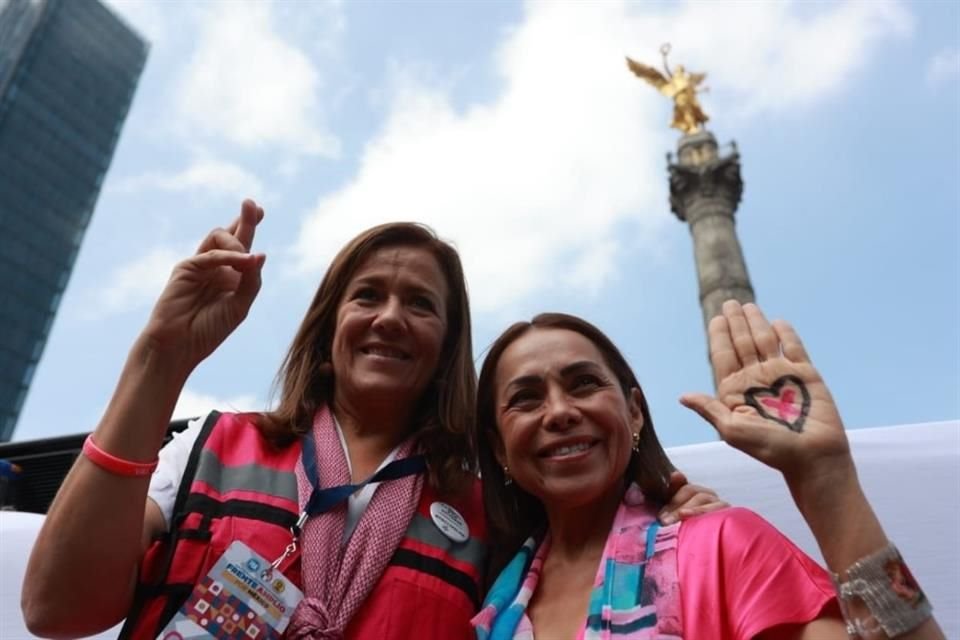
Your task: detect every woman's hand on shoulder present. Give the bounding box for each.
[141,199,266,373]
[679,301,853,490]
[658,470,729,525]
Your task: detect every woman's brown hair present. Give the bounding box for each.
[262,222,477,496]
[476,313,675,572]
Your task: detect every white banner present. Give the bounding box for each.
[2,421,957,638]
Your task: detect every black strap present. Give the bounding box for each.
[181,493,297,529]
[300,428,426,520]
[119,411,221,639]
[169,411,221,530]
[390,548,480,609]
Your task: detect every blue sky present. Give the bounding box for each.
[13,0,959,447]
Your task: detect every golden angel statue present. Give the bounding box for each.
[626,44,709,135]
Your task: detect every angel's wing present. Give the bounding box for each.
[689,72,707,86]
[625,57,669,91]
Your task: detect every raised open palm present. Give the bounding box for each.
[142,200,266,374]
[680,301,851,480]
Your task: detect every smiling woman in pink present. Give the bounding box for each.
[472,304,943,640]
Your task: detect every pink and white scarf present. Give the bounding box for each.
[286,406,423,639]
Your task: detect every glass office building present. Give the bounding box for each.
[0,0,147,441]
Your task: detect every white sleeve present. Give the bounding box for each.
[146,413,208,530]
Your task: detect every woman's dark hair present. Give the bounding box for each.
[261,222,477,496]
[476,312,674,572]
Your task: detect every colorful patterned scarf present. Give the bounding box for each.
[472,485,683,640]
[286,406,423,639]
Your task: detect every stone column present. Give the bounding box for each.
[668,130,755,337]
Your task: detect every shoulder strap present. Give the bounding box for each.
[118,412,223,639]
[169,411,222,530]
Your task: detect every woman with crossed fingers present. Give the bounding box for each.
[21,200,723,639]
[473,301,942,639]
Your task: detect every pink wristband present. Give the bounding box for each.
[82,435,158,477]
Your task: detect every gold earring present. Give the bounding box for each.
[632,431,640,453]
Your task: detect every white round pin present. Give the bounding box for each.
[429,501,469,543]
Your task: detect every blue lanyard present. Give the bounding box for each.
[266,432,427,576]
[635,521,661,606]
[299,429,426,521]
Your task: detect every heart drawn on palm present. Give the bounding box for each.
[743,375,811,433]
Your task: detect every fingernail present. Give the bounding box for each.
[660,512,677,525]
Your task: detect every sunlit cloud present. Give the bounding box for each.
[288,1,910,313]
[88,246,182,318]
[173,1,341,157]
[110,158,265,199]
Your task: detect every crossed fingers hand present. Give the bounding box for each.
[198,199,264,255]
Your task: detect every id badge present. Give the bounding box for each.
[157,541,303,640]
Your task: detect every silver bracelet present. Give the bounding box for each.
[831,542,932,637]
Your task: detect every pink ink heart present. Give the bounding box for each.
[744,375,810,432]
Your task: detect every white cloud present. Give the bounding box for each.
[110,158,265,199]
[648,1,912,116]
[275,158,302,180]
[274,0,346,59]
[90,246,182,317]
[927,47,960,87]
[173,388,261,420]
[289,1,910,312]
[173,1,341,157]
